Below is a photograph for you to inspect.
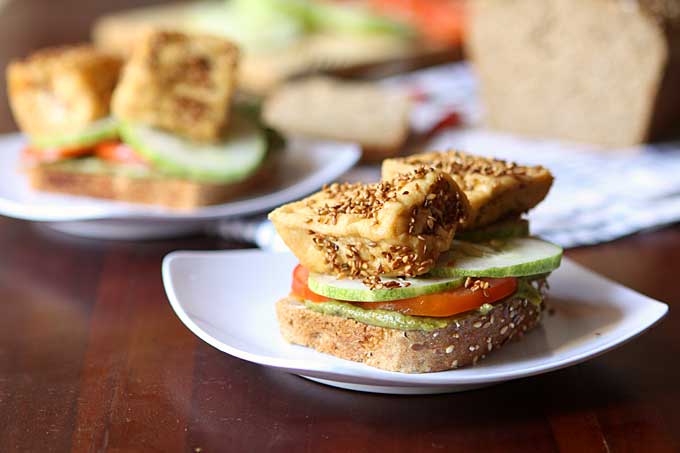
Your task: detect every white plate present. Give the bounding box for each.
[162,249,668,394]
[0,133,360,238]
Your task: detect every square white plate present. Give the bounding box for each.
[0,133,360,238]
[162,250,668,394]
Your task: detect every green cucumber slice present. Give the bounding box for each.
[308,273,464,302]
[457,218,530,243]
[308,2,412,36]
[119,113,267,184]
[188,0,306,51]
[31,117,119,149]
[431,238,563,278]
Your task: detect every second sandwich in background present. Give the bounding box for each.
[7,30,275,209]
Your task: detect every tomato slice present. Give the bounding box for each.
[290,264,518,317]
[22,146,93,165]
[95,141,147,165]
[353,277,518,317]
[291,265,329,303]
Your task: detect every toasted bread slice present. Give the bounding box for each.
[26,158,273,210]
[277,294,542,373]
[263,77,411,159]
[382,150,553,230]
[269,168,469,280]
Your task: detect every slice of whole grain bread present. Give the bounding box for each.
[276,295,542,373]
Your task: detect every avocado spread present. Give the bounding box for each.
[304,277,544,331]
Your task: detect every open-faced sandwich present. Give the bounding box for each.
[7,30,273,209]
[269,151,561,373]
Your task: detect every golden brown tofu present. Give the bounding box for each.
[382,151,553,230]
[7,45,122,138]
[111,30,239,142]
[269,168,469,284]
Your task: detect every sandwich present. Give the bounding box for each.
[7,30,273,209]
[269,152,561,373]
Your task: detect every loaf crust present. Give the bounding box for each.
[277,295,542,373]
[467,0,680,147]
[26,159,272,210]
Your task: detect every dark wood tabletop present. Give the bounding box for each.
[0,1,679,452]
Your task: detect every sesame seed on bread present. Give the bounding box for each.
[276,294,543,373]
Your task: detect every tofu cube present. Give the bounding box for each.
[7,46,122,138]
[269,168,470,280]
[382,151,554,230]
[112,30,239,142]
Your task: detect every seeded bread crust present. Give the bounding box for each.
[276,295,542,373]
[26,160,272,210]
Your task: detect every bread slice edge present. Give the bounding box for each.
[276,295,543,373]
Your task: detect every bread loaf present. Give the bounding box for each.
[467,0,680,147]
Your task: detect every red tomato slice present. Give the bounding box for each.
[290,265,518,317]
[291,265,329,303]
[95,141,147,165]
[22,146,93,165]
[353,277,518,317]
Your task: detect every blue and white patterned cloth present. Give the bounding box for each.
[216,63,680,249]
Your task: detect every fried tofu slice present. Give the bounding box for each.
[7,45,122,138]
[269,168,469,283]
[112,30,239,142]
[382,151,553,230]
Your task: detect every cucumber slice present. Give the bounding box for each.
[431,238,563,278]
[119,113,267,184]
[308,2,412,36]
[308,273,464,302]
[31,117,119,149]
[457,218,530,243]
[188,0,306,51]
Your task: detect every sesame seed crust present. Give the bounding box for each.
[381,150,554,231]
[269,168,470,282]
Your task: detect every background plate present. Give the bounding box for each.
[0,133,360,236]
[162,250,668,394]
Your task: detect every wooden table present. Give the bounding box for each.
[1,1,678,452]
[1,219,678,452]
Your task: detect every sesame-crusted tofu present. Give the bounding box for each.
[7,46,122,138]
[381,151,553,230]
[111,30,239,142]
[269,168,470,283]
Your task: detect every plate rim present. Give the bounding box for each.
[162,250,669,387]
[0,133,361,222]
